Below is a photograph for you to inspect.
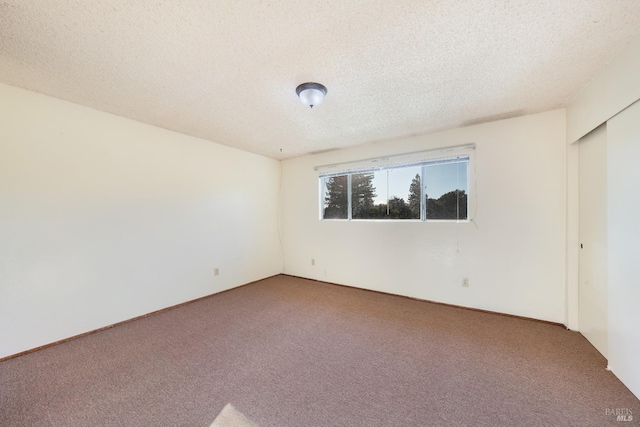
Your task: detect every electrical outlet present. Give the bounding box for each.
[214,268,219,276]
[311,258,315,266]
[462,277,469,287]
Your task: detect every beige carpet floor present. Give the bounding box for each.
[1,275,638,426]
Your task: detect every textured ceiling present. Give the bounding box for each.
[1,1,640,160]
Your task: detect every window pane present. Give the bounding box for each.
[425,161,468,220]
[358,166,421,220]
[351,172,377,219]
[322,175,348,219]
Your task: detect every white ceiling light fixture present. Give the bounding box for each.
[296,82,327,108]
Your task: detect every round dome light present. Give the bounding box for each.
[296,82,327,108]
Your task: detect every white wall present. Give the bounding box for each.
[565,140,579,330]
[281,110,567,323]
[0,83,283,359]
[607,100,640,398]
[567,32,640,143]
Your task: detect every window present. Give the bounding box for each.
[321,174,348,219]
[319,150,471,221]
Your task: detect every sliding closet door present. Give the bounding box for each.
[578,124,607,358]
[607,100,640,396]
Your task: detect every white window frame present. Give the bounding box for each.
[317,144,475,222]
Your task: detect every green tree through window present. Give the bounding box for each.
[323,175,348,219]
[408,173,421,218]
[320,155,470,221]
[351,173,376,219]
[427,190,468,220]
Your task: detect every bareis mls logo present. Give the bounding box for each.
[606,408,633,422]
